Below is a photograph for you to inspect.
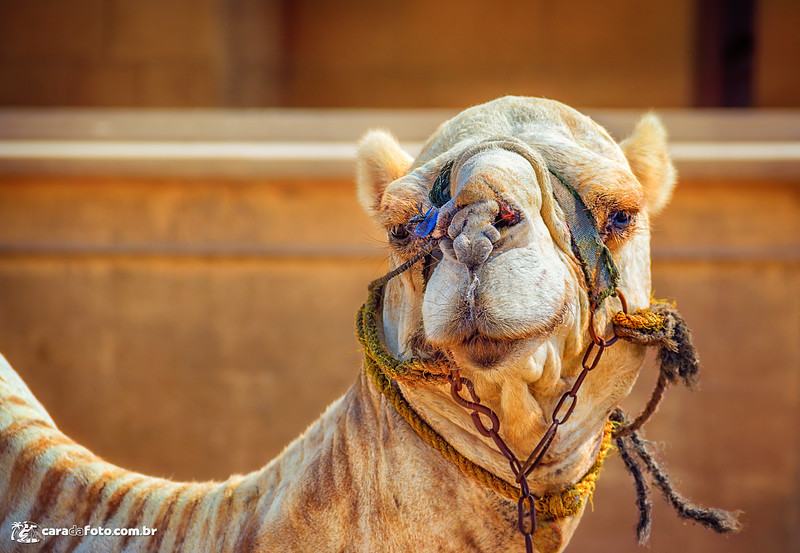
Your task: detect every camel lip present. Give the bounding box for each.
[426,297,570,370]
[449,332,521,370]
[436,309,568,370]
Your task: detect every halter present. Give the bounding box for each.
[356,140,740,551]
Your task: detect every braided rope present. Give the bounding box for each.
[356,256,739,542]
[610,304,741,541]
[612,307,665,333]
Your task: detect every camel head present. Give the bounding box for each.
[355,96,677,496]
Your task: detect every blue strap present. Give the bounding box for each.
[414,206,440,237]
[414,160,456,238]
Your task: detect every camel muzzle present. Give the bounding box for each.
[414,138,619,305]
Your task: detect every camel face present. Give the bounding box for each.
[420,146,575,372]
[356,97,677,472]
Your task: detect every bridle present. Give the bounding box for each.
[357,140,739,552]
[381,141,627,552]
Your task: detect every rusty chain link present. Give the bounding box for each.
[449,368,537,552]
[447,289,627,553]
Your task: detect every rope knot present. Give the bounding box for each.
[612,307,666,333]
[612,301,699,388]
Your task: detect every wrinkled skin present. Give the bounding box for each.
[356,95,677,548]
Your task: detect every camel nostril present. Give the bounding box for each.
[453,234,470,257]
[494,202,522,230]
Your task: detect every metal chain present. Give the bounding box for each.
[449,369,536,551]
[447,290,627,553]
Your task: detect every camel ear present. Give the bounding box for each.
[356,130,413,219]
[619,113,677,216]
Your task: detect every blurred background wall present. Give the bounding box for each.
[0,1,798,552]
[0,0,798,108]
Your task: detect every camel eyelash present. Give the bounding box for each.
[603,210,637,240]
[388,224,412,246]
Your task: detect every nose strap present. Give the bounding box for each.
[414,138,620,307]
[549,168,619,306]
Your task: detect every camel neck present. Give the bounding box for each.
[245,372,530,551]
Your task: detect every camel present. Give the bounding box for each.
[0,96,729,552]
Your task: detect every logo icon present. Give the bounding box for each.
[10,522,43,544]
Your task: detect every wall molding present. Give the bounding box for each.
[0,108,798,179]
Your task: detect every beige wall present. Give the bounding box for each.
[281,0,695,108]
[0,176,384,478]
[0,170,797,552]
[0,0,284,107]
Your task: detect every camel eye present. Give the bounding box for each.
[607,210,633,235]
[389,225,411,245]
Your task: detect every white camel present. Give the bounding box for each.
[0,96,734,552]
